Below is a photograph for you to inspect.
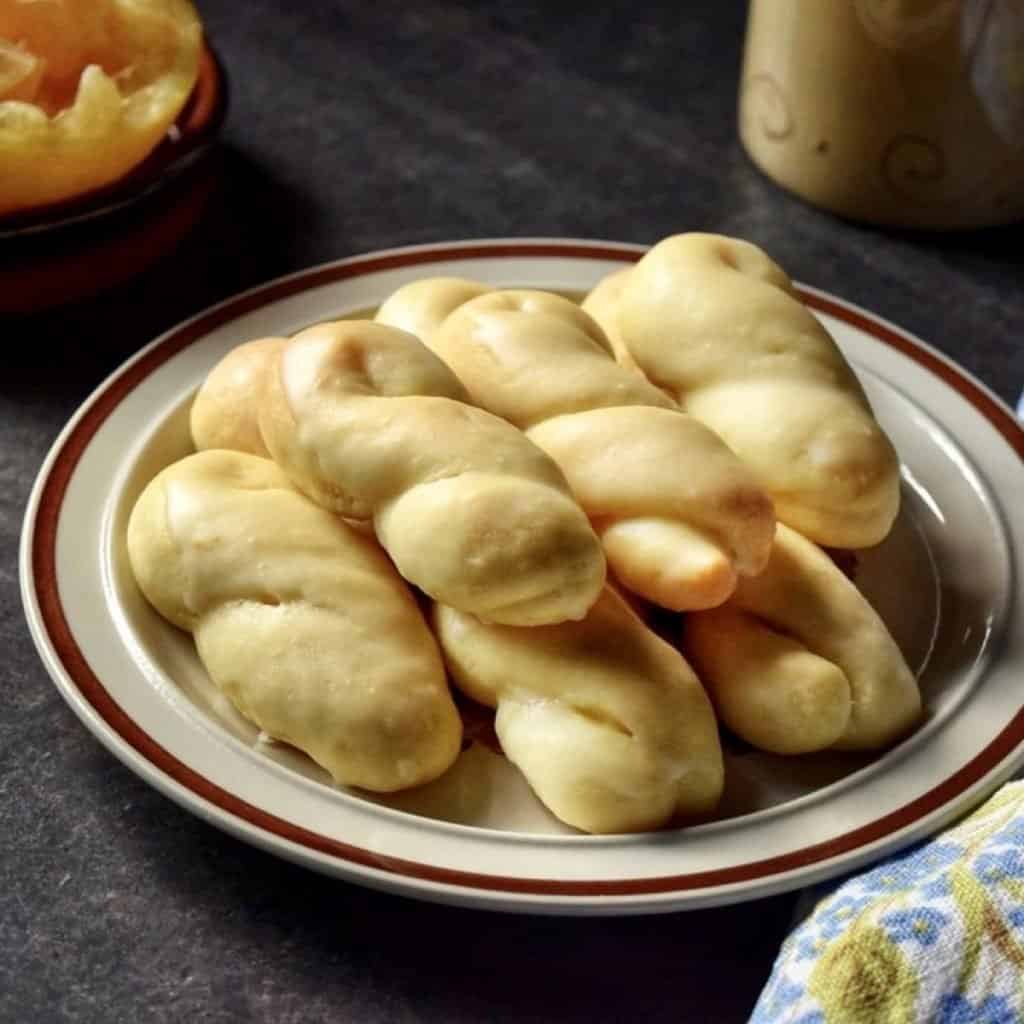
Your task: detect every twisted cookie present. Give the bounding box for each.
[126,449,463,791]
[579,266,637,369]
[433,587,724,833]
[190,337,281,458]
[256,320,606,625]
[385,285,774,611]
[683,523,921,754]
[588,233,901,549]
[374,276,492,342]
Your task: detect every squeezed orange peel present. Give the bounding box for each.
[0,0,202,216]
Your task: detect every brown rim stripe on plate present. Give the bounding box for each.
[800,290,1024,462]
[31,241,1024,899]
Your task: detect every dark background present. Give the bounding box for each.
[2,2,1021,1021]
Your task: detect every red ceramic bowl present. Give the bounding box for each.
[0,42,227,313]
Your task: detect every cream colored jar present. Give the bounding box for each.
[739,0,1024,229]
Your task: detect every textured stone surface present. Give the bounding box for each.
[2,1,1021,1021]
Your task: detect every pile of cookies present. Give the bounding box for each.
[127,233,922,834]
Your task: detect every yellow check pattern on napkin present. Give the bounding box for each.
[751,781,1024,1024]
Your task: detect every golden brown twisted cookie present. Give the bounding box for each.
[190,338,282,458]
[393,285,774,611]
[374,276,493,341]
[433,587,724,834]
[682,522,921,754]
[257,319,606,626]
[126,449,462,792]
[587,233,901,549]
[579,266,637,370]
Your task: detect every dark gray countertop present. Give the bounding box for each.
[3,2,1021,1021]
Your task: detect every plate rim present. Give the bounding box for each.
[20,237,1024,913]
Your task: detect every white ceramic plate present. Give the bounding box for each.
[21,239,1024,915]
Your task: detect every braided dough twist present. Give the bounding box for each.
[579,266,637,369]
[379,285,775,611]
[588,233,901,549]
[256,320,606,625]
[682,523,921,753]
[126,449,462,791]
[374,276,493,342]
[190,337,280,458]
[433,587,724,833]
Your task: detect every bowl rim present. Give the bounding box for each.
[0,40,227,240]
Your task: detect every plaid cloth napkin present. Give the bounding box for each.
[750,780,1024,1024]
